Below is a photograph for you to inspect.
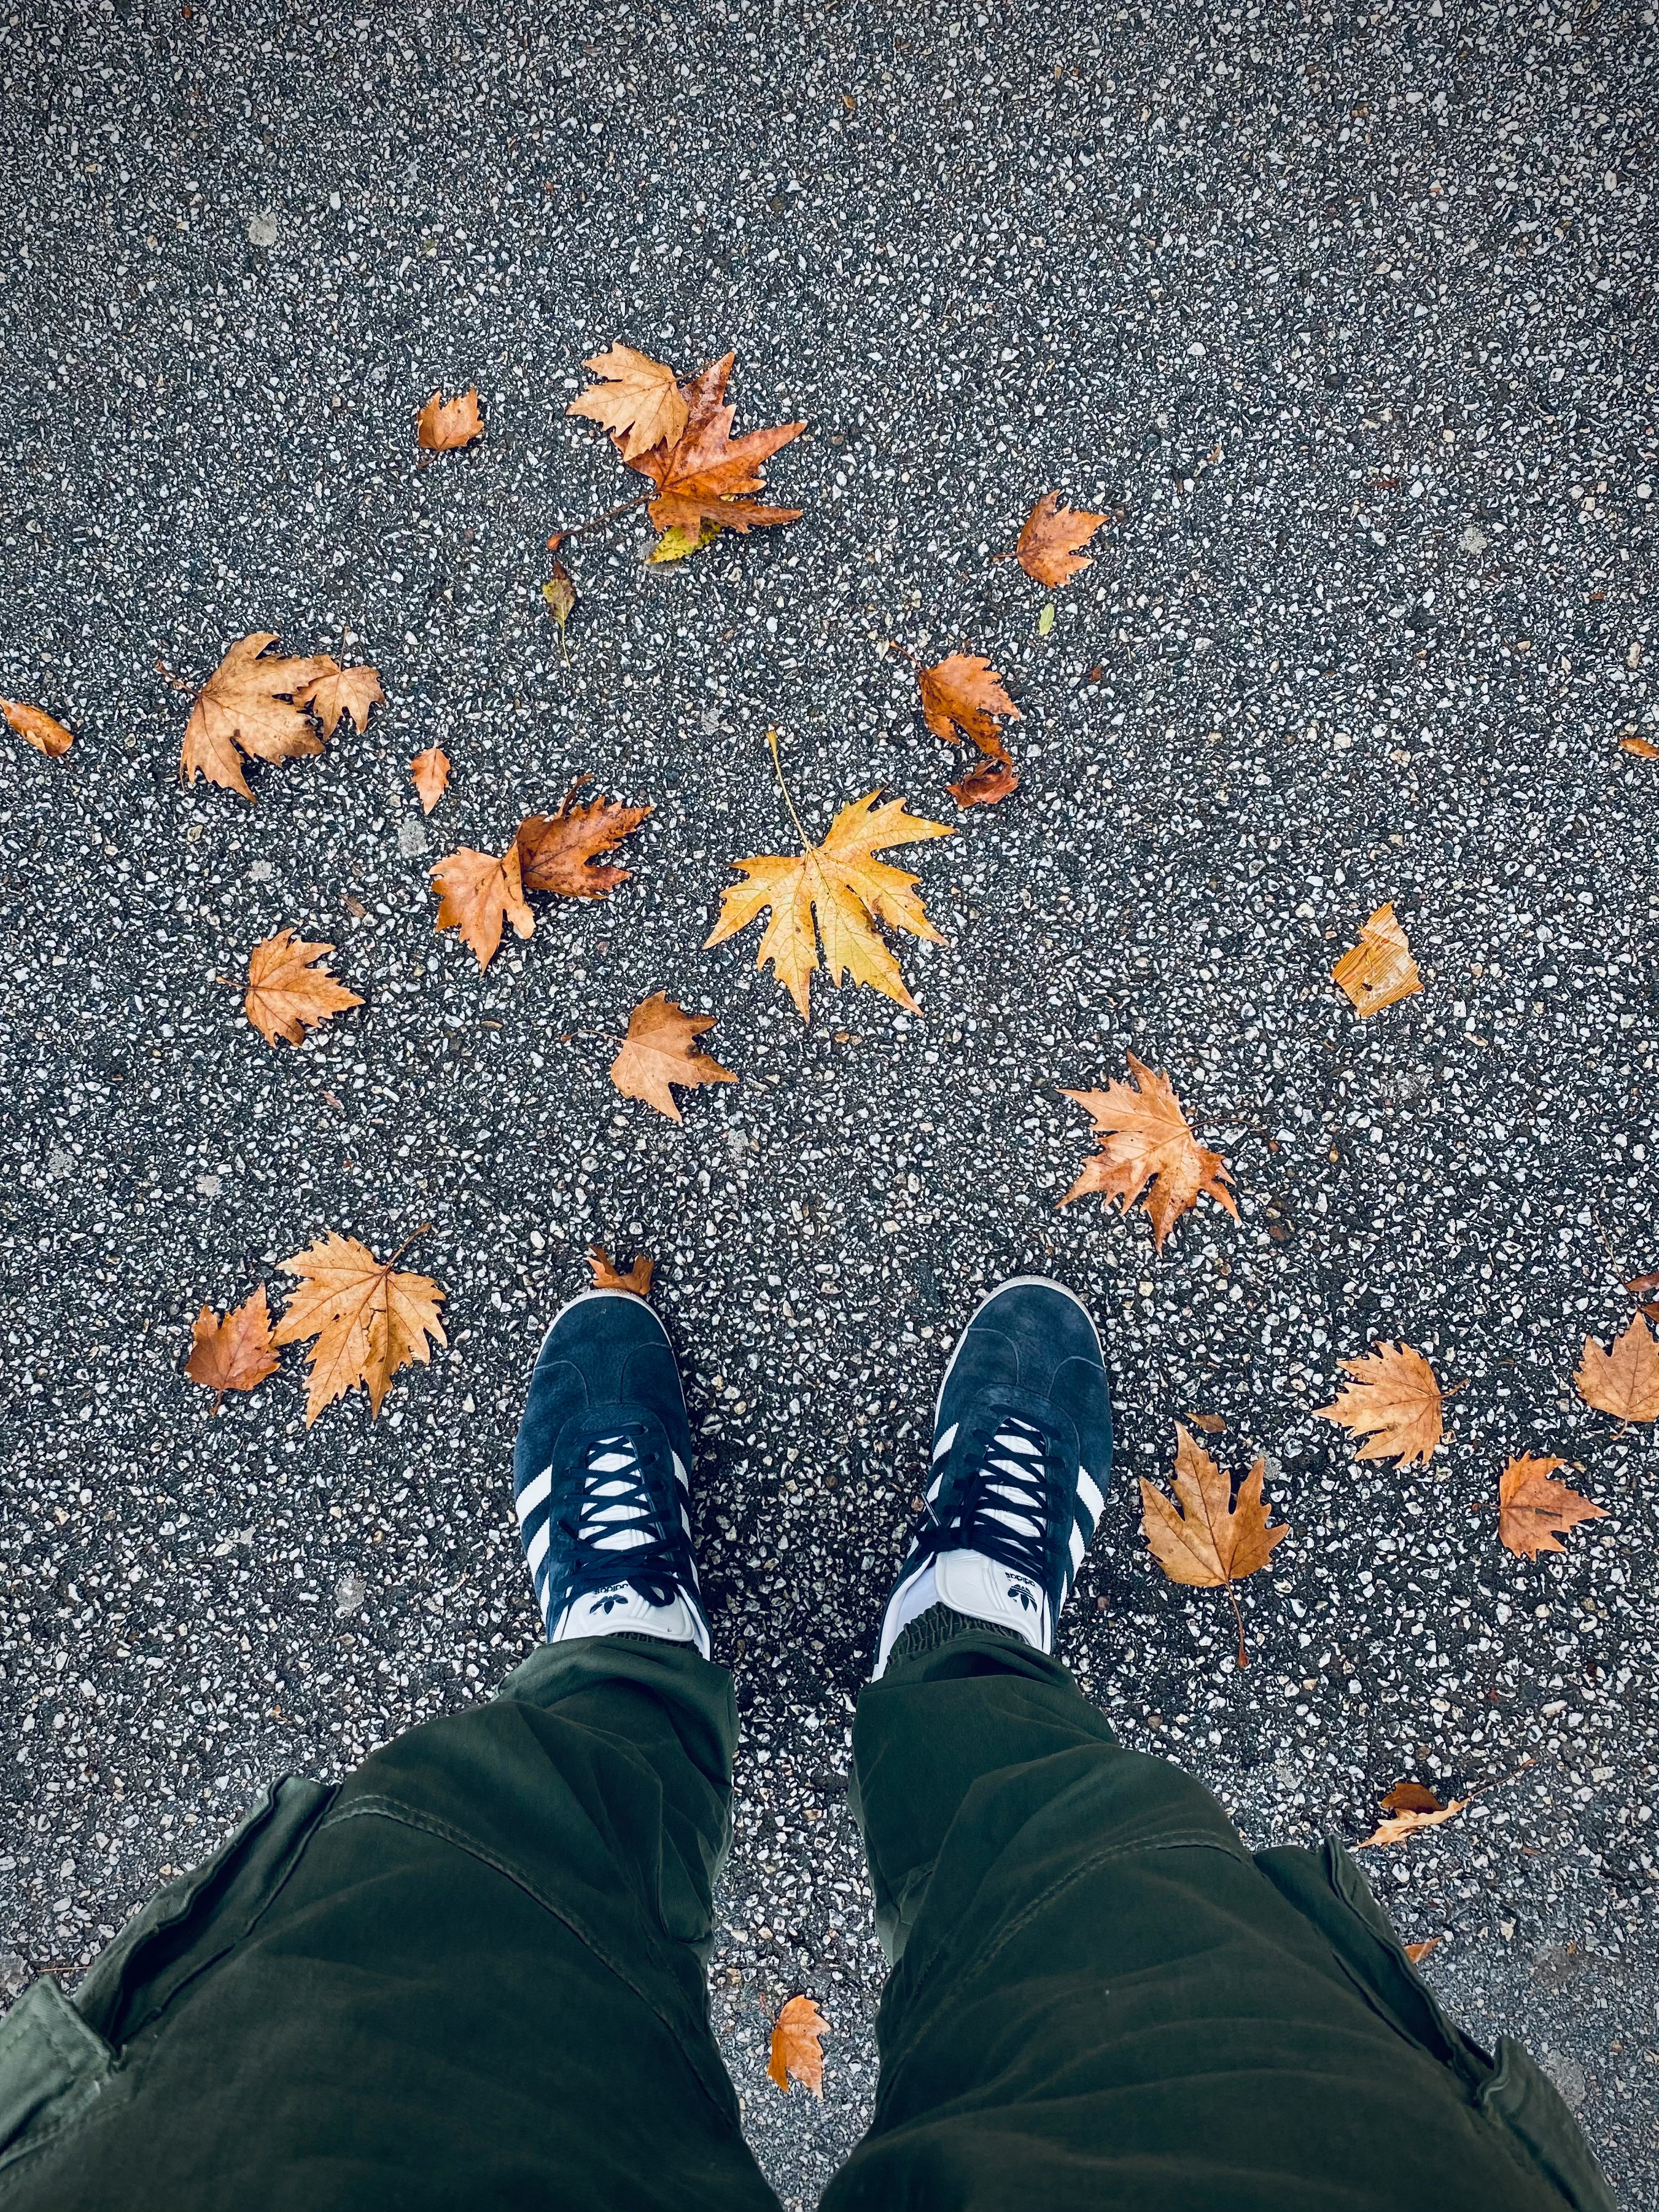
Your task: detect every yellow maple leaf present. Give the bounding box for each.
[272,1231,446,1425]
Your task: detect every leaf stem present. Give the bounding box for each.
[766,727,811,852]
[549,493,651,541]
[1224,1579,1249,1669]
[388,1221,433,1268]
[882,639,923,670]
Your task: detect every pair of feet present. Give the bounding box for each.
[512,1277,1114,1675]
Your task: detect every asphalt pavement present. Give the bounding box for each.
[1,1,1655,2202]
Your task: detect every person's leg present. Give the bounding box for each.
[822,1277,1614,2212]
[0,1291,779,2212]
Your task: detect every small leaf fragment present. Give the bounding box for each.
[767,1995,826,2097]
[1404,1937,1444,1965]
[1061,1057,1237,1251]
[1574,1313,1659,1423]
[646,518,722,564]
[1036,601,1055,636]
[1332,902,1423,1016]
[587,1246,655,1296]
[542,561,578,638]
[431,843,534,971]
[1186,1411,1227,1436]
[1316,1342,1443,1467]
[1356,1796,1471,1850]
[416,388,483,450]
[244,930,363,1046]
[1620,733,1659,759]
[947,757,1020,809]
[185,1286,279,1411]
[2,699,74,756]
[1381,1782,1444,1815]
[411,747,450,814]
[1497,1454,1606,1559]
[608,993,736,1122]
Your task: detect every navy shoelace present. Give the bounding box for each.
[554,1426,683,1606]
[924,1412,1054,1585]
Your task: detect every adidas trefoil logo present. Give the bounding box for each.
[1006,1580,1035,1612]
[593,1586,631,1615]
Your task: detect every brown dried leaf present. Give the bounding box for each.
[629,352,804,535]
[1315,1342,1443,1466]
[1620,734,1659,759]
[179,632,336,802]
[516,785,651,899]
[244,930,363,1046]
[1060,1056,1238,1250]
[185,1286,279,1410]
[767,1995,826,2098]
[947,758,1020,809]
[2,699,74,756]
[1356,1797,1470,1850]
[431,843,534,971]
[1139,1427,1287,1667]
[1015,490,1109,588]
[1574,1313,1659,1423]
[1332,902,1423,1016]
[1381,1782,1444,1815]
[1498,1454,1606,1559]
[542,559,578,643]
[608,994,736,1123]
[1404,1937,1444,1965]
[567,343,689,461]
[411,747,450,814]
[293,660,384,739]
[916,653,1021,760]
[586,1246,655,1296]
[1185,1411,1227,1436]
[416,388,483,450]
[271,1231,446,1425]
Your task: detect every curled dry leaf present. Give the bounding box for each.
[1332,902,1423,1016]
[1620,734,1659,759]
[1139,1425,1287,1667]
[2,699,74,756]
[293,660,384,739]
[1498,1454,1606,1559]
[767,1995,826,2097]
[410,747,450,815]
[947,757,1019,809]
[1060,1056,1237,1251]
[1381,1782,1444,1815]
[1186,1411,1227,1436]
[1625,1269,1659,1325]
[1404,1937,1444,1966]
[1315,1342,1443,1466]
[179,632,336,801]
[271,1231,446,1425]
[542,559,577,653]
[516,784,650,899]
[244,930,363,1046]
[1356,1796,1471,1850]
[587,1245,655,1296]
[625,352,804,539]
[1014,491,1109,588]
[185,1286,279,1411]
[431,843,534,972]
[567,343,689,461]
[705,785,952,1022]
[608,993,736,1122]
[1574,1312,1659,1424]
[416,387,483,450]
[916,652,1021,761]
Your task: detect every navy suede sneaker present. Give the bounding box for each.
[874,1276,1112,1675]
[513,1289,710,1657]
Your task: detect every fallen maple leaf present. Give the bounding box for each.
[244,930,363,1046]
[1356,1796,1470,1849]
[1060,1057,1238,1250]
[587,1245,655,1296]
[1575,1313,1659,1424]
[185,1286,279,1411]
[272,1231,446,1425]
[947,758,1019,809]
[1316,1342,1443,1466]
[179,633,337,801]
[416,388,483,450]
[627,352,803,537]
[293,660,384,739]
[705,752,952,1021]
[609,994,736,1121]
[1404,1936,1444,1966]
[1332,902,1423,1016]
[1381,1782,1444,1815]
[516,783,651,898]
[411,747,450,814]
[431,843,534,971]
[567,343,690,461]
[916,652,1021,761]
[1140,1425,1287,1667]
[2,699,74,756]
[767,1995,826,2097]
[1498,1454,1606,1559]
[1015,491,1109,588]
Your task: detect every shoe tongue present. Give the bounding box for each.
[556,1584,696,1645]
[936,1549,1046,1651]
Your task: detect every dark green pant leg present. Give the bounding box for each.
[0,1637,781,2212]
[823,1606,1612,2212]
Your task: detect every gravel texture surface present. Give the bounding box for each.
[2,1,1657,2202]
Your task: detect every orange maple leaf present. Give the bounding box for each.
[431,843,534,971]
[271,1231,446,1425]
[185,1287,279,1411]
[2,699,74,756]
[767,1995,826,2097]
[1015,491,1110,588]
[587,1246,655,1296]
[179,633,336,801]
[1574,1312,1659,1424]
[1140,1425,1287,1667]
[1332,903,1423,1016]
[244,931,363,1046]
[626,352,803,536]
[915,653,1021,761]
[416,389,483,450]
[516,783,651,898]
[411,747,450,814]
[1316,1342,1443,1466]
[293,660,384,739]
[1060,1057,1237,1250]
[1497,1454,1606,1559]
[567,343,689,461]
[947,758,1019,809]
[608,994,737,1122]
